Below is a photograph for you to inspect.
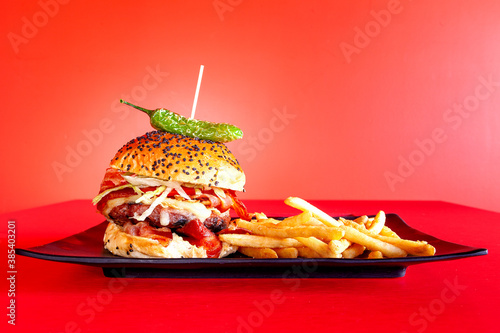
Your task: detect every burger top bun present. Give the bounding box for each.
[109,131,245,192]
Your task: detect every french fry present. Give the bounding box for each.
[305,217,328,227]
[368,250,384,259]
[278,218,325,227]
[286,198,407,258]
[295,237,341,258]
[367,211,385,234]
[253,212,268,220]
[284,197,342,228]
[235,219,344,242]
[341,223,407,258]
[278,211,324,227]
[354,215,369,225]
[252,213,318,227]
[380,225,401,239]
[280,211,312,224]
[219,234,303,248]
[380,237,434,256]
[274,247,299,258]
[342,243,366,258]
[224,197,436,260]
[248,217,280,225]
[328,238,351,254]
[340,218,435,256]
[297,247,321,258]
[238,247,278,259]
[258,217,324,228]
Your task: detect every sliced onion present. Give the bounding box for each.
[174,185,191,200]
[213,187,227,199]
[135,186,166,204]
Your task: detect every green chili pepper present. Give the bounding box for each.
[120,100,243,143]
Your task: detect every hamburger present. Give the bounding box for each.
[93,130,252,258]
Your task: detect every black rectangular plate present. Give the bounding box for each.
[16,214,487,278]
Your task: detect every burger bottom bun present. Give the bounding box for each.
[103,222,238,259]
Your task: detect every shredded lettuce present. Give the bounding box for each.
[135,185,167,204]
[92,184,143,205]
[133,187,172,221]
[122,174,191,200]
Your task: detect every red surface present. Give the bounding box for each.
[3,0,500,214]
[2,200,497,333]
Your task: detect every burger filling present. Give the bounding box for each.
[93,168,251,257]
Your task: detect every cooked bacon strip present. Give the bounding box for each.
[218,193,234,212]
[228,193,253,221]
[96,188,139,213]
[99,167,128,192]
[123,221,172,246]
[195,193,221,209]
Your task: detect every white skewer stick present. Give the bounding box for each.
[190,65,204,120]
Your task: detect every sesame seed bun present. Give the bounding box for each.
[109,131,245,191]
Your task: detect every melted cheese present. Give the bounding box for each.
[159,198,211,221]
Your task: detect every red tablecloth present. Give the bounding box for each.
[2,200,497,333]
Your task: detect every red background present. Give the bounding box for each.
[2,0,500,214]
[2,200,497,333]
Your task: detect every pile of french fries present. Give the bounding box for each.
[219,197,436,259]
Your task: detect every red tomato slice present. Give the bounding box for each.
[177,220,222,258]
